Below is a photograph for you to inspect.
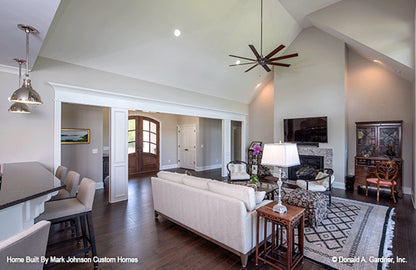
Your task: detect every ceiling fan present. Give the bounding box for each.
[229,0,298,73]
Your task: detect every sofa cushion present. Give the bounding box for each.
[157,171,184,183]
[182,175,210,190]
[208,181,256,211]
[255,191,266,204]
[230,172,250,180]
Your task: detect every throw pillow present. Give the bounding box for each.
[255,191,266,204]
[315,172,329,187]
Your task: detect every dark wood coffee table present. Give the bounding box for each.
[256,202,305,270]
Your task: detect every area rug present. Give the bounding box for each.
[303,196,395,270]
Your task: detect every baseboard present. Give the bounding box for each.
[195,164,222,172]
[332,181,345,190]
[160,164,178,170]
[402,187,412,195]
[412,192,415,209]
[96,182,104,189]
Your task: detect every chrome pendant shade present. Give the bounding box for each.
[8,103,31,114]
[9,24,42,108]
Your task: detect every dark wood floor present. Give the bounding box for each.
[46,169,416,270]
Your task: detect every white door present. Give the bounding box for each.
[178,124,196,170]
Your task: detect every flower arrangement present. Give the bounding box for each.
[253,144,261,156]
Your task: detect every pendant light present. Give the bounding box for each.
[8,59,31,114]
[9,24,42,105]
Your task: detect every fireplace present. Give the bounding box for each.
[288,155,324,180]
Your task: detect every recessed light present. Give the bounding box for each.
[236,60,241,65]
[174,29,181,37]
[373,60,382,64]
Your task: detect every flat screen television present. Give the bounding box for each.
[284,116,328,143]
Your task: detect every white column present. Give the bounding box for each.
[222,119,231,177]
[53,100,62,172]
[110,107,128,203]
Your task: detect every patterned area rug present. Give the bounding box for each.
[303,197,395,270]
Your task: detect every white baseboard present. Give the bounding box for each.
[332,181,345,190]
[195,164,222,172]
[402,187,412,195]
[96,182,104,189]
[160,164,178,170]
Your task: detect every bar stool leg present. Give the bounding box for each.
[86,212,98,268]
[79,214,89,255]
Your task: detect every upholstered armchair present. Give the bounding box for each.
[226,161,250,181]
[296,168,334,205]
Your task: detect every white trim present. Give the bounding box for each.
[51,82,247,121]
[332,181,346,190]
[0,64,18,75]
[195,164,222,172]
[402,186,412,195]
[412,192,415,209]
[96,182,104,189]
[160,164,178,170]
[53,101,62,172]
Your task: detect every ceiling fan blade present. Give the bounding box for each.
[229,54,256,62]
[229,62,257,67]
[269,62,291,67]
[244,64,259,72]
[269,53,299,62]
[261,64,271,72]
[249,45,262,60]
[264,44,285,59]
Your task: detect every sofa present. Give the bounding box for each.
[151,171,272,267]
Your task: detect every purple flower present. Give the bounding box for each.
[253,144,261,156]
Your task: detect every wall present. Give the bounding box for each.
[61,103,103,183]
[346,48,413,192]
[248,78,274,145]
[128,111,179,169]
[0,56,247,171]
[231,120,242,161]
[102,107,109,156]
[274,27,346,186]
[198,118,222,169]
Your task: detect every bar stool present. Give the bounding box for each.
[55,166,68,183]
[0,220,51,270]
[35,178,97,268]
[51,171,80,200]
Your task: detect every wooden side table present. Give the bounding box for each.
[256,202,305,270]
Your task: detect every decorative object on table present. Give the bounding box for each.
[8,59,31,114]
[9,25,42,106]
[261,142,300,213]
[226,160,250,181]
[248,141,262,176]
[229,0,298,73]
[354,121,403,197]
[366,161,399,203]
[61,128,90,144]
[250,174,260,185]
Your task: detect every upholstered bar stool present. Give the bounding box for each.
[55,165,68,183]
[35,178,98,268]
[51,171,80,200]
[0,220,51,270]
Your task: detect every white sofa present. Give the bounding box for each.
[151,171,272,266]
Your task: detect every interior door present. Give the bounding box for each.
[128,116,159,177]
[178,124,196,170]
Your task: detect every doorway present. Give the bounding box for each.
[177,124,196,170]
[231,121,242,161]
[128,116,160,177]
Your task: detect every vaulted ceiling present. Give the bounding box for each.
[1,0,414,104]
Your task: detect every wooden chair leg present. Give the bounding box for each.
[391,185,396,203]
[377,185,380,201]
[86,212,98,269]
[365,182,368,197]
[79,214,88,255]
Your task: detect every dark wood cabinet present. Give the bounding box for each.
[354,121,403,197]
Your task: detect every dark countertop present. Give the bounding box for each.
[0,162,65,210]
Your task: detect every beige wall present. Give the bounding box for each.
[198,118,222,168]
[346,48,413,191]
[61,103,103,183]
[274,27,346,185]
[248,78,274,146]
[102,107,110,156]
[0,57,247,172]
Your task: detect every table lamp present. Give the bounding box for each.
[261,142,300,213]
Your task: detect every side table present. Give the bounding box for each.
[256,202,305,270]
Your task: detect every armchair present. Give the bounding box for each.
[365,161,398,203]
[296,168,334,205]
[226,161,250,181]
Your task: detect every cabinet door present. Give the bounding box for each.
[378,126,400,157]
[357,126,377,157]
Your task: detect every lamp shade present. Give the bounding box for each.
[10,78,42,105]
[8,102,31,113]
[261,143,300,167]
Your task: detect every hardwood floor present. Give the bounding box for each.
[46,169,416,270]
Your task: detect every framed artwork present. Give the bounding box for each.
[249,141,262,150]
[61,128,90,144]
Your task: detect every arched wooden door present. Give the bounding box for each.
[128,116,160,177]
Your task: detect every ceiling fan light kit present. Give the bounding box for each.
[229,0,298,73]
[9,24,42,112]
